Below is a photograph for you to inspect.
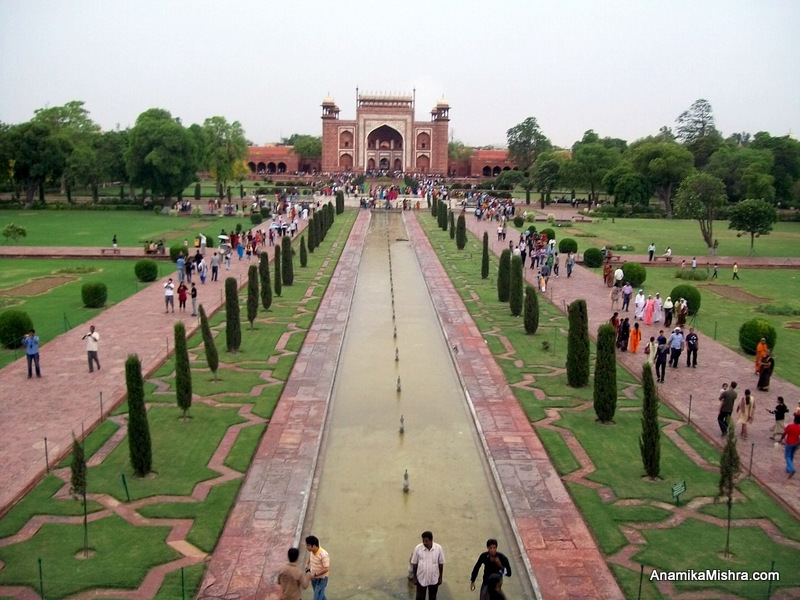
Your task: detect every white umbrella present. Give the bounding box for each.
[217,234,230,240]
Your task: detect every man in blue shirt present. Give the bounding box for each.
[22,329,41,378]
[668,328,685,368]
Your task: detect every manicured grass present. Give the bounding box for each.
[536,428,580,475]
[58,420,120,468]
[0,259,159,369]
[609,563,664,600]
[224,423,267,473]
[0,515,179,598]
[566,218,800,258]
[675,424,720,467]
[153,562,206,599]
[0,210,250,247]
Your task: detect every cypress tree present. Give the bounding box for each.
[509,255,523,316]
[720,418,741,557]
[327,201,335,226]
[308,216,316,252]
[639,363,661,478]
[174,321,192,418]
[258,252,272,311]
[225,277,242,351]
[273,244,283,296]
[198,304,218,381]
[281,236,294,285]
[449,211,455,239]
[335,190,344,214]
[125,354,152,477]
[431,197,437,218]
[497,249,511,302]
[566,299,590,387]
[440,205,448,231]
[593,323,617,423]
[319,209,327,240]
[456,214,466,249]
[524,285,539,334]
[69,434,89,556]
[247,264,259,329]
[300,235,308,267]
[194,182,201,200]
[481,232,490,279]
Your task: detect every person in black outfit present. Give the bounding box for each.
[655,340,669,383]
[685,327,699,367]
[470,539,511,596]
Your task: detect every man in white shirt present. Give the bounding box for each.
[83,325,100,373]
[613,266,624,287]
[411,531,445,599]
[164,279,175,313]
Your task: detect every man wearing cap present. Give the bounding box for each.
[668,327,684,368]
[685,327,699,368]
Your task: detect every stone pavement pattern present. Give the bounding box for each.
[463,211,800,519]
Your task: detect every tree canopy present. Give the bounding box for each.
[627,140,694,216]
[203,116,248,191]
[283,133,322,157]
[728,198,778,250]
[507,117,552,172]
[673,172,728,248]
[675,98,717,144]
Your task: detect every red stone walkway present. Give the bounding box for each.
[0,224,305,517]
[463,214,800,519]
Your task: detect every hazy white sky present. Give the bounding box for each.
[1,0,798,148]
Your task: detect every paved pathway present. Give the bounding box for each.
[0,224,306,517]
[0,246,170,260]
[463,214,800,519]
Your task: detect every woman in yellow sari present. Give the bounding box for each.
[755,338,768,374]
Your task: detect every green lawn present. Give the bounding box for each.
[566,218,800,258]
[0,259,161,369]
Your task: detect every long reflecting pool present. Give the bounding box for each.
[304,211,532,598]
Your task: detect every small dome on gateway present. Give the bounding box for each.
[322,95,335,105]
[436,96,449,107]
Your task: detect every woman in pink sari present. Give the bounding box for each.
[644,295,655,325]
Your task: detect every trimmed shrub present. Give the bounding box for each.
[738,319,777,355]
[274,244,282,297]
[0,309,33,349]
[194,183,201,200]
[259,252,272,311]
[250,213,263,225]
[135,259,158,282]
[300,235,308,266]
[449,211,456,239]
[524,285,539,334]
[481,232,490,279]
[81,281,108,308]
[593,323,617,423]
[509,255,524,316]
[513,215,524,228]
[639,363,661,478]
[174,322,192,418]
[675,269,709,281]
[225,277,241,351]
[125,354,152,477]
[198,304,218,381]
[558,238,578,254]
[497,249,511,302]
[456,215,466,249]
[669,284,701,315]
[281,236,294,286]
[621,262,647,287]
[583,247,603,268]
[308,216,316,252]
[169,244,185,262]
[247,265,259,329]
[567,299,590,388]
[541,227,556,241]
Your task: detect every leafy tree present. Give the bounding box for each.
[509,255,523,316]
[224,277,241,351]
[627,140,694,216]
[687,131,723,169]
[456,214,466,250]
[603,166,652,209]
[282,134,322,157]
[448,140,473,161]
[728,198,778,250]
[673,172,728,248]
[568,142,621,204]
[174,322,192,418]
[719,420,740,557]
[96,129,131,196]
[524,285,539,334]
[2,223,27,243]
[125,354,152,477]
[6,121,72,205]
[675,99,717,144]
[494,169,525,189]
[507,117,552,172]
[639,363,661,478]
[273,244,282,297]
[300,235,308,266]
[751,133,800,206]
[481,232,490,279]
[258,252,272,311]
[531,155,561,208]
[198,304,219,381]
[566,300,590,388]
[705,145,774,203]
[126,108,198,206]
[203,116,248,196]
[281,236,294,285]
[497,249,511,302]
[247,265,259,329]
[593,323,617,423]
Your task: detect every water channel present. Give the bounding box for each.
[304,211,532,599]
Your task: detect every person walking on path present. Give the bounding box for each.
[653,293,663,323]
[176,254,185,283]
[470,538,511,597]
[276,547,309,600]
[164,278,175,313]
[779,414,800,478]
[663,296,674,327]
[718,382,738,437]
[610,286,620,310]
[648,242,655,262]
[685,327,699,368]
[668,327,685,368]
[655,338,669,383]
[644,335,656,365]
[190,283,198,316]
[621,282,632,312]
[736,389,756,440]
[211,252,219,281]
[83,325,100,373]
[177,282,188,313]
[411,531,444,600]
[629,322,641,353]
[305,535,330,600]
[613,266,624,287]
[712,263,718,279]
[22,329,41,378]
[732,262,740,280]
[757,350,774,391]
[755,338,768,374]
[112,234,117,248]
[768,397,789,441]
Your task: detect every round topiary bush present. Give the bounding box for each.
[583,247,603,268]
[558,238,578,254]
[169,244,185,262]
[513,215,525,228]
[81,281,108,308]
[251,213,263,225]
[0,309,33,349]
[135,259,159,282]
[621,262,647,287]
[669,284,701,316]
[541,227,556,241]
[738,319,777,355]
[527,225,537,235]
